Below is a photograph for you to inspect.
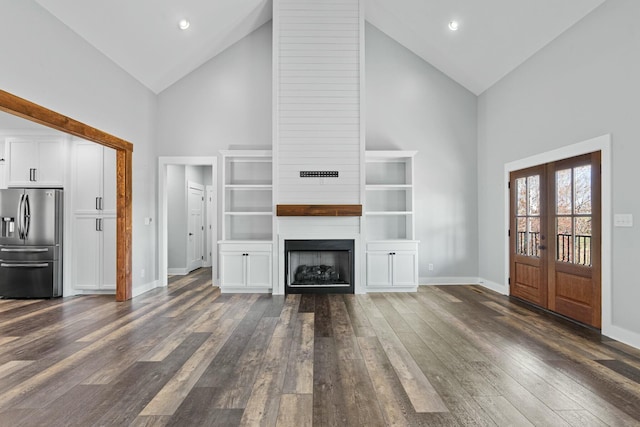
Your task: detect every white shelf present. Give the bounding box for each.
[224,211,273,216]
[364,151,417,242]
[220,150,273,241]
[366,211,413,216]
[225,184,272,189]
[366,184,412,189]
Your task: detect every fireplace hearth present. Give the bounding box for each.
[285,239,354,294]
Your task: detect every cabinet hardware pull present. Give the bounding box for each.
[96,197,100,210]
[99,197,103,211]
[1,263,49,268]
[1,248,48,253]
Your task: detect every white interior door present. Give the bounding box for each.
[187,183,204,272]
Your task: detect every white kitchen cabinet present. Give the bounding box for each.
[366,242,419,290]
[72,141,116,214]
[71,216,116,290]
[219,242,272,292]
[6,138,65,187]
[70,140,116,292]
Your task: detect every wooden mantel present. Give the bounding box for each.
[277,204,362,217]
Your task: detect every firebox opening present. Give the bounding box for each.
[285,239,355,294]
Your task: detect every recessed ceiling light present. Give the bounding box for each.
[448,20,459,31]
[178,19,190,30]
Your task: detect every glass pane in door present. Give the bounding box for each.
[555,165,592,265]
[515,175,540,257]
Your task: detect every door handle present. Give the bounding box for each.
[96,197,100,210]
[1,263,49,268]
[1,248,48,253]
[189,233,194,236]
[538,245,546,250]
[96,218,103,232]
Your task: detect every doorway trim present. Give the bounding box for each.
[158,156,217,287]
[504,134,611,334]
[0,89,133,301]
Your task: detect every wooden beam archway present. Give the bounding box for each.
[0,89,133,301]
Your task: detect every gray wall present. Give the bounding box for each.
[0,0,158,293]
[478,0,640,339]
[156,22,273,156]
[366,23,479,280]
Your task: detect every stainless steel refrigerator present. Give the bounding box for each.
[0,189,63,298]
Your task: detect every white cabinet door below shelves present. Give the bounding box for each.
[246,252,272,288]
[392,251,418,287]
[220,252,246,287]
[366,252,392,287]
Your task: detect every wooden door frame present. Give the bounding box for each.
[0,89,133,301]
[504,134,611,332]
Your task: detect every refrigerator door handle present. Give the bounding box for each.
[23,194,31,239]
[1,263,49,268]
[17,194,24,239]
[1,248,48,253]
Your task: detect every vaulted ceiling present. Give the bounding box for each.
[33,0,607,95]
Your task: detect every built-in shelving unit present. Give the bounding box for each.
[365,151,419,290]
[221,150,273,241]
[365,151,416,241]
[219,150,273,292]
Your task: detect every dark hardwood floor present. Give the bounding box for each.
[1,268,639,426]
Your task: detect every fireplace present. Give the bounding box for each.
[285,239,355,294]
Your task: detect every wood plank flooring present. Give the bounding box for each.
[1,268,639,426]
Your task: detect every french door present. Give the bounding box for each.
[510,152,601,328]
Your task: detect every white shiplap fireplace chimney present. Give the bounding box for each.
[273,0,364,294]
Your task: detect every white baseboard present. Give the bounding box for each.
[419,276,509,296]
[132,279,160,298]
[168,268,188,276]
[419,276,478,285]
[220,287,272,294]
[603,324,640,351]
[476,278,509,295]
[366,286,418,293]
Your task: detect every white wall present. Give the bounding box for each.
[366,23,479,280]
[0,0,158,292]
[478,0,640,342]
[156,22,273,157]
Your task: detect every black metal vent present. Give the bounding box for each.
[300,171,339,178]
